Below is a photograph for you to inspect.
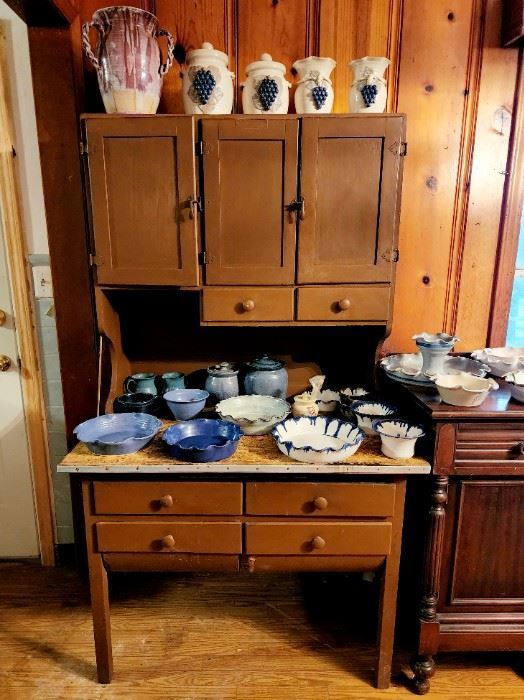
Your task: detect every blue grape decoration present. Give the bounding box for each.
[311,85,329,110]
[257,76,279,111]
[192,68,216,105]
[360,83,378,107]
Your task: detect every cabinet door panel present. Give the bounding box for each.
[203,118,298,285]
[85,117,198,285]
[298,115,405,283]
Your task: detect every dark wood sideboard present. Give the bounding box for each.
[406,383,524,694]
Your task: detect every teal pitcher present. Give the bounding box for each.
[124,372,158,395]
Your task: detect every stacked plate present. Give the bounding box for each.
[381,353,489,389]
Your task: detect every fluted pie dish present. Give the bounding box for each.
[272,416,365,464]
[74,413,162,455]
[162,419,242,462]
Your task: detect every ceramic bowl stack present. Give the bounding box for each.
[272,416,365,464]
[338,386,373,419]
[74,413,162,455]
[503,371,524,403]
[216,395,290,435]
[471,347,524,377]
[351,400,398,435]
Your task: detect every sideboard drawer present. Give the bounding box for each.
[455,422,524,474]
[245,521,392,556]
[93,482,242,515]
[202,287,294,322]
[96,522,242,553]
[245,482,396,517]
[296,286,390,322]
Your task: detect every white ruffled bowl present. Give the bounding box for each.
[272,416,365,464]
[351,400,398,435]
[216,395,290,435]
[373,419,425,459]
[503,371,524,403]
[434,373,498,407]
[471,347,524,377]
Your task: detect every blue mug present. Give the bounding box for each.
[123,372,158,395]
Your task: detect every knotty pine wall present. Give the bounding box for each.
[77,0,520,352]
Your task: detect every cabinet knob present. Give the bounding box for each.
[0,309,6,326]
[313,496,328,510]
[338,298,351,311]
[0,355,11,372]
[161,535,176,550]
[517,442,524,456]
[159,494,173,508]
[311,535,326,550]
[242,299,255,312]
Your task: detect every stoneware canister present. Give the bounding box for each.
[82,6,175,114]
[205,362,240,403]
[244,354,288,399]
[348,56,390,113]
[293,56,336,114]
[182,42,235,115]
[242,53,290,114]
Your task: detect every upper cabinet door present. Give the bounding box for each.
[297,116,406,284]
[85,117,199,286]
[202,118,298,285]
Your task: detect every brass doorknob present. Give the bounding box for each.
[313,496,328,510]
[0,355,11,372]
[0,309,6,326]
[242,299,255,312]
[338,298,351,311]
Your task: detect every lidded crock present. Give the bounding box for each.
[244,354,288,399]
[205,361,239,403]
[242,53,290,114]
[183,42,235,114]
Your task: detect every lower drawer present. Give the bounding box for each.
[103,553,239,572]
[245,521,392,556]
[296,286,390,322]
[202,287,294,322]
[95,522,242,554]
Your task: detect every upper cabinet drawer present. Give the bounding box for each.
[297,116,405,284]
[84,117,199,286]
[296,286,390,322]
[201,118,298,286]
[202,287,294,322]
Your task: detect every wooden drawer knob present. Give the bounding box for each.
[161,535,176,550]
[338,298,351,311]
[311,535,326,550]
[313,496,328,510]
[158,494,173,508]
[517,441,524,456]
[242,299,255,312]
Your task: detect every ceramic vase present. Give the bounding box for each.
[82,6,175,114]
[348,56,390,113]
[242,53,290,114]
[412,332,459,376]
[293,56,336,114]
[182,42,235,115]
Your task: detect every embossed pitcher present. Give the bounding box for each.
[82,6,175,114]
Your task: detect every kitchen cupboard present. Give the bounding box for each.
[82,114,406,325]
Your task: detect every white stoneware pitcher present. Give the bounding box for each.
[293,56,336,113]
[182,42,234,114]
[348,56,390,113]
[242,53,290,114]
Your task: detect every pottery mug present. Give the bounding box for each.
[124,372,158,395]
[158,371,186,393]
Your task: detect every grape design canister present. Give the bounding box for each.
[182,42,234,115]
[242,53,290,114]
[349,56,390,113]
[293,56,336,114]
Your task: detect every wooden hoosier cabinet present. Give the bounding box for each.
[407,384,524,695]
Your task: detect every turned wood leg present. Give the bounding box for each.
[411,655,435,695]
[88,552,113,684]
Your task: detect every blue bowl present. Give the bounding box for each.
[163,389,209,421]
[74,413,162,455]
[163,419,242,462]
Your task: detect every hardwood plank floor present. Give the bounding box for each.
[0,561,522,699]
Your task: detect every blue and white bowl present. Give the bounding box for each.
[74,413,162,455]
[372,419,425,459]
[351,400,398,435]
[272,416,365,464]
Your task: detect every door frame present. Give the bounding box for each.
[0,22,55,564]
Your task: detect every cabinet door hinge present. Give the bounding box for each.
[89,253,103,266]
[195,141,212,156]
[198,251,207,265]
[382,248,400,263]
[80,141,88,156]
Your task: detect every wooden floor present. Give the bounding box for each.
[0,562,522,699]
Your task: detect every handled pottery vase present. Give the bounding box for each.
[348,56,390,113]
[293,56,336,114]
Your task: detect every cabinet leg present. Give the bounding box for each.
[411,655,435,695]
[89,553,113,684]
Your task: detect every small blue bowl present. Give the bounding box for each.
[164,389,209,421]
[73,413,162,455]
[163,418,242,462]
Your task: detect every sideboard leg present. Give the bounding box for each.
[411,655,435,695]
[88,552,113,684]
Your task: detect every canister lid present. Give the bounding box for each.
[186,42,229,66]
[246,354,285,371]
[207,361,239,377]
[245,53,286,75]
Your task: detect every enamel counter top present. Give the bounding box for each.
[58,423,431,475]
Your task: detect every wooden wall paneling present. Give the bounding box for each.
[318,0,401,114]
[384,0,479,353]
[451,0,520,350]
[28,28,99,440]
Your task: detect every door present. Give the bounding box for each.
[202,117,298,285]
[0,218,39,557]
[297,115,406,284]
[85,116,199,286]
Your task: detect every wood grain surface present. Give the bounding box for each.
[1,559,523,698]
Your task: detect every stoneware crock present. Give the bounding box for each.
[244,354,288,399]
[433,374,499,407]
[205,362,240,403]
[182,42,235,114]
[242,53,290,114]
[372,419,425,460]
[293,56,336,113]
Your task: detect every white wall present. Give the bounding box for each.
[0,0,49,255]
